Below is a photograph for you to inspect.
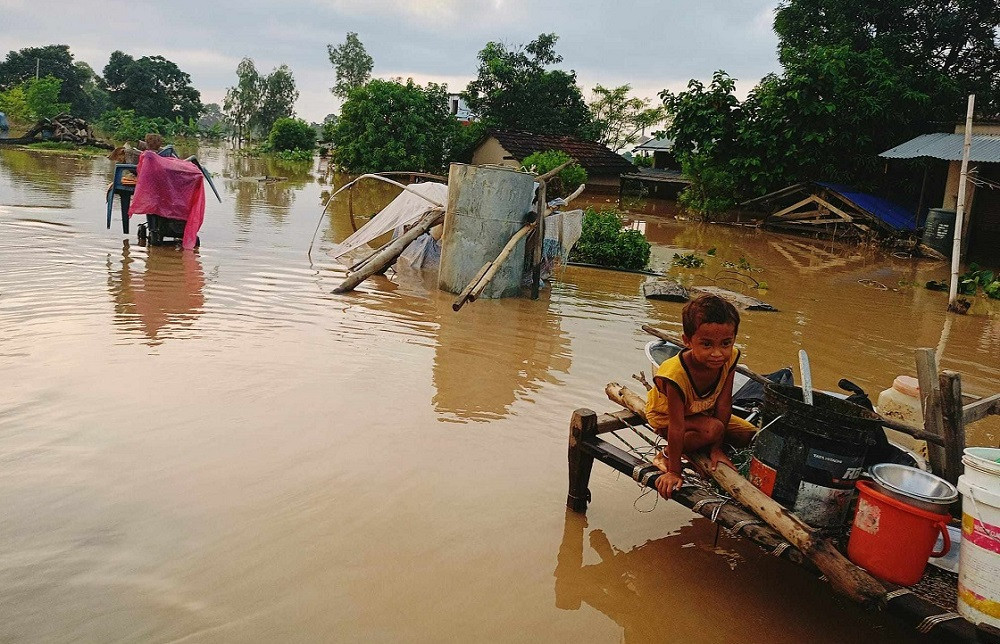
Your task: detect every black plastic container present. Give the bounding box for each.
[921,208,955,258]
[749,384,882,528]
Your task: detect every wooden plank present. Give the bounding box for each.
[771,195,818,219]
[579,435,812,569]
[811,194,856,222]
[594,410,644,435]
[916,348,948,478]
[939,371,966,487]
[963,393,1000,425]
[567,409,598,512]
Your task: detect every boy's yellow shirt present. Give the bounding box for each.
[645,348,741,430]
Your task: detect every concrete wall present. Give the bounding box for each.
[471,138,520,168]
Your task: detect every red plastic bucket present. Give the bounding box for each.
[848,480,951,586]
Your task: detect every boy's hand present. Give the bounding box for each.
[709,445,735,472]
[655,471,683,499]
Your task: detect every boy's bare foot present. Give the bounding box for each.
[653,447,670,474]
[709,445,735,471]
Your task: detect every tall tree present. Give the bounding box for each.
[257,65,299,134]
[103,51,202,121]
[660,0,1000,215]
[330,78,459,173]
[773,0,1000,117]
[327,32,374,99]
[463,33,592,136]
[0,45,93,117]
[586,84,667,152]
[223,58,262,146]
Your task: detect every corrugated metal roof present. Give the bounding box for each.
[879,133,1000,162]
[633,137,674,151]
[815,182,917,231]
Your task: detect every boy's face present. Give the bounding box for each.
[682,322,737,370]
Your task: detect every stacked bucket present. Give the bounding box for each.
[957,448,1000,628]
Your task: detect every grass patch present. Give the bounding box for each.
[23,142,110,157]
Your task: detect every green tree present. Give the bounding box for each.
[660,0,1000,215]
[223,58,263,147]
[0,84,29,121]
[327,32,374,99]
[25,76,70,119]
[0,45,94,117]
[463,33,592,136]
[586,84,667,152]
[330,78,460,173]
[774,0,1000,116]
[267,117,315,152]
[257,65,299,134]
[74,61,111,118]
[103,51,202,121]
[659,72,746,214]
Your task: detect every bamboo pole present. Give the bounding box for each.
[949,94,975,311]
[604,382,887,606]
[332,207,444,294]
[451,221,536,310]
[452,263,492,312]
[472,222,535,300]
[641,325,946,446]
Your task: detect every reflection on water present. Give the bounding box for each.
[432,297,570,421]
[0,145,997,642]
[107,241,205,345]
[553,511,914,643]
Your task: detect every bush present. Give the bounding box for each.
[331,79,459,173]
[569,208,650,270]
[267,117,316,152]
[521,149,586,199]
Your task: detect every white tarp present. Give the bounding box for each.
[329,182,447,265]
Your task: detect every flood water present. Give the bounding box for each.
[1,145,997,643]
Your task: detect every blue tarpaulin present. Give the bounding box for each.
[816,182,916,231]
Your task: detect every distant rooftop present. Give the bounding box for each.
[486,130,635,176]
[633,137,674,152]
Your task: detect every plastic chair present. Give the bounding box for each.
[105,148,220,234]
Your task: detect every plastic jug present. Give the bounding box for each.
[877,375,928,459]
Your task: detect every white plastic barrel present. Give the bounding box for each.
[957,447,1000,628]
[876,375,928,459]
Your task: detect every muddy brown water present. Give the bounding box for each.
[1,146,997,642]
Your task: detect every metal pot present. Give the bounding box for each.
[868,463,958,514]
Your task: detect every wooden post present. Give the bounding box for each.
[949,94,975,311]
[530,181,546,300]
[567,409,597,513]
[938,370,966,487]
[915,348,948,477]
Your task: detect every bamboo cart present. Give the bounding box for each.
[566,344,1000,643]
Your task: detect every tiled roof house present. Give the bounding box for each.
[471,130,636,191]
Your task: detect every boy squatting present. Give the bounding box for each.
[645,294,757,499]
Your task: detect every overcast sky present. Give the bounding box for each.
[2,0,781,122]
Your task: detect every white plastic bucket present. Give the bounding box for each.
[957,447,1000,628]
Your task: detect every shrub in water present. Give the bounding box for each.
[268,117,316,152]
[570,208,650,270]
[521,150,587,199]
